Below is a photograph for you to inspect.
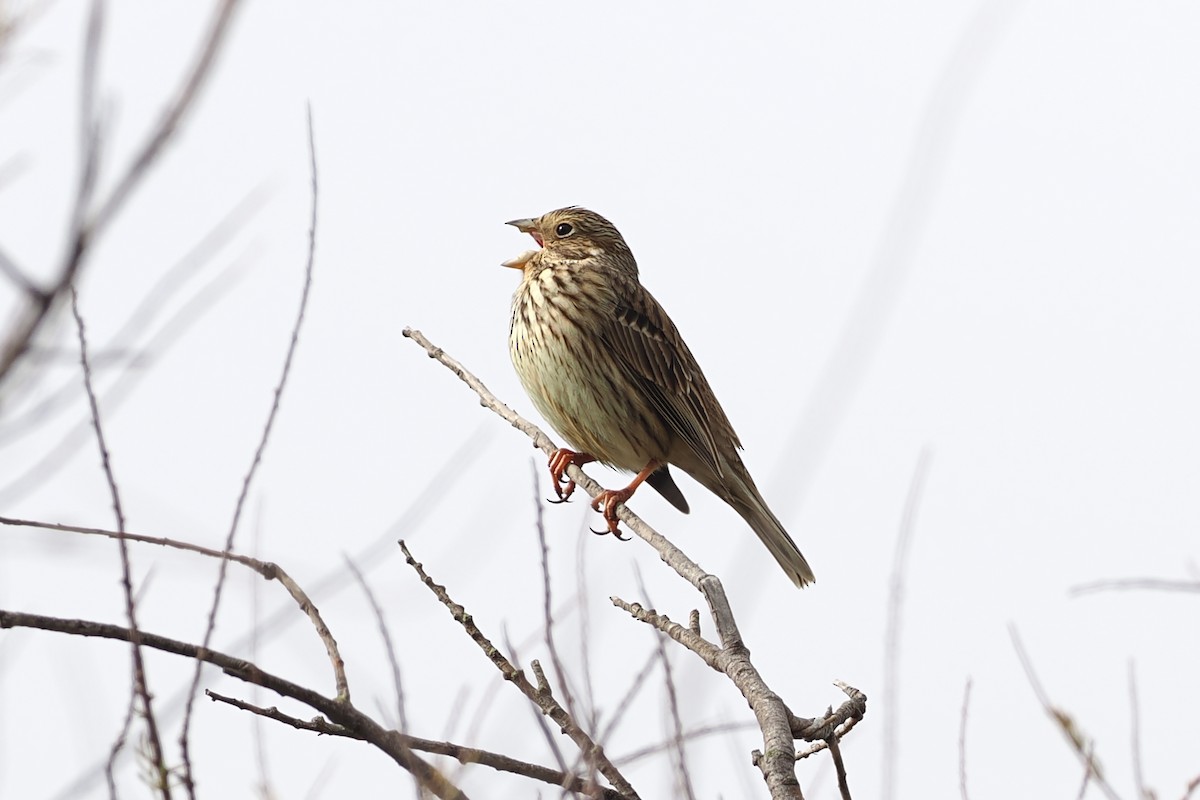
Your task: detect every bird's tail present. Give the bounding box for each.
[697,468,815,588]
[737,495,815,588]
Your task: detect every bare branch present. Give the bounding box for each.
[399,540,639,800]
[958,678,972,800]
[0,184,267,451]
[212,689,633,799]
[532,459,584,732]
[402,327,709,591]
[180,103,321,792]
[0,515,349,703]
[0,610,465,800]
[402,328,833,800]
[826,732,852,800]
[0,255,250,506]
[596,650,660,746]
[615,721,758,766]
[1075,742,1097,800]
[505,635,568,778]
[0,0,244,391]
[1009,625,1121,800]
[791,682,868,754]
[343,554,422,800]
[344,555,410,732]
[0,243,39,296]
[1071,578,1200,596]
[1129,662,1148,800]
[882,447,932,800]
[633,572,695,800]
[207,690,363,740]
[89,0,242,233]
[71,284,171,796]
[37,429,492,799]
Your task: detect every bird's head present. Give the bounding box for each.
[502,207,634,273]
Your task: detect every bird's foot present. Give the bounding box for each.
[586,459,662,541]
[547,448,594,504]
[590,488,634,540]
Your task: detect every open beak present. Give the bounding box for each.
[501,249,539,270]
[506,217,544,247]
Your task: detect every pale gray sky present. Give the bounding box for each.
[2,2,1198,798]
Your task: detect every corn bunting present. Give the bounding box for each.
[503,207,815,587]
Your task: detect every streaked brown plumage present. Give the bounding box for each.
[503,207,815,588]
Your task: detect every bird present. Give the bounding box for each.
[502,207,815,588]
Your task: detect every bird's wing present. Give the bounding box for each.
[600,281,741,478]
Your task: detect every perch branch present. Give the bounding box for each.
[401,327,868,800]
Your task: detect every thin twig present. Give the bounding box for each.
[502,633,569,780]
[1075,742,1096,800]
[207,689,362,739]
[179,103,321,793]
[769,0,1023,521]
[0,243,40,296]
[1071,578,1200,596]
[399,540,639,799]
[826,732,851,800]
[0,610,465,800]
[614,722,758,765]
[596,650,661,746]
[609,599,720,669]
[958,678,972,800]
[0,256,252,506]
[72,285,171,797]
[881,447,931,800]
[206,690,628,799]
[0,0,243,391]
[249,504,274,800]
[532,459,583,731]
[1009,625,1121,800]
[42,428,492,800]
[343,554,421,800]
[634,570,695,800]
[1129,662,1148,800]
[575,520,600,734]
[90,0,242,233]
[0,184,268,448]
[1,516,349,704]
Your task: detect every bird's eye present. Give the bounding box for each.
[555,222,574,238]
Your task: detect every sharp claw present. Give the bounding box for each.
[545,451,643,543]
[585,490,632,540]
